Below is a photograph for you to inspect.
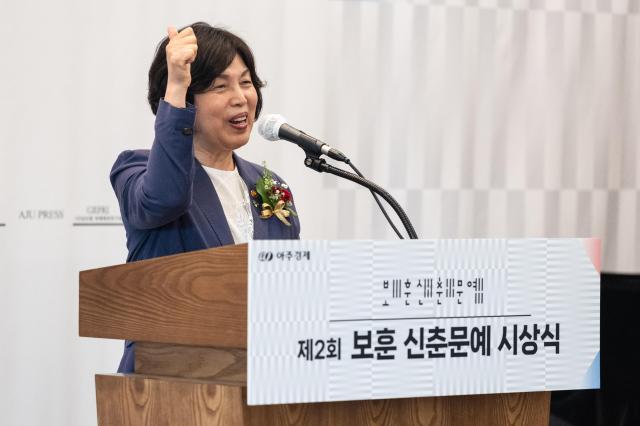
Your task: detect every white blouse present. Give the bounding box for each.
[201,164,254,244]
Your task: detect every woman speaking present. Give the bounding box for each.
[110,22,301,373]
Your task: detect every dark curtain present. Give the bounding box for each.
[550,273,640,426]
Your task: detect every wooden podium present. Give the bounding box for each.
[79,244,550,426]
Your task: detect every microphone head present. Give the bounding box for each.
[257,114,287,141]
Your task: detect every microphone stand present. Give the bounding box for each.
[303,153,419,240]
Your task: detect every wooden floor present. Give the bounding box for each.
[96,374,550,426]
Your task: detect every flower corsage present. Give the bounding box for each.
[251,163,297,226]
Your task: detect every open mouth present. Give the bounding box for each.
[229,113,249,129]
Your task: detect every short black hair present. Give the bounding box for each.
[148,22,264,117]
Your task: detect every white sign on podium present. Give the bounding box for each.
[247,239,600,405]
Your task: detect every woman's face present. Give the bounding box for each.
[193,54,258,155]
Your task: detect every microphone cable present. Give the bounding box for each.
[343,159,405,239]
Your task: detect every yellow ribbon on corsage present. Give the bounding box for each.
[260,200,291,226]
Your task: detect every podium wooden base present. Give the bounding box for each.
[96,374,550,426]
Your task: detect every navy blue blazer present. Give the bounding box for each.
[111,100,300,372]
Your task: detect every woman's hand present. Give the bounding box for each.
[164,26,197,108]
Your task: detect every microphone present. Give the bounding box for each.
[257,114,348,163]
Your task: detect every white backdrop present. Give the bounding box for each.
[0,0,638,424]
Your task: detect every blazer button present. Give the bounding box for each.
[182,127,193,136]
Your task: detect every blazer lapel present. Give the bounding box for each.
[193,162,235,246]
[234,153,270,240]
